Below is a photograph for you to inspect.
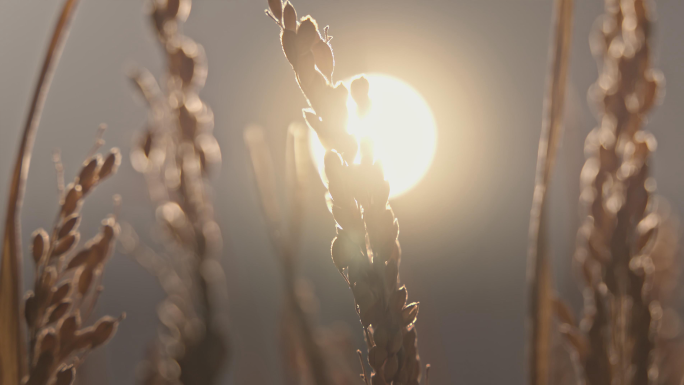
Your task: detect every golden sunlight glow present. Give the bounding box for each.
[310,74,437,198]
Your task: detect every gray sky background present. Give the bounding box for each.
[1,1,684,384]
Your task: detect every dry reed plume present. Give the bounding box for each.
[124,0,229,383]
[0,1,124,384]
[267,2,424,384]
[529,1,682,385]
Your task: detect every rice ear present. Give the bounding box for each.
[0,0,81,382]
[270,2,426,383]
[128,1,229,381]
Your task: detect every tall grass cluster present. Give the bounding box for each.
[0,0,680,384]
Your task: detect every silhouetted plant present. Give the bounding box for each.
[267,2,424,384]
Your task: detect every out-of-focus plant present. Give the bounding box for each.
[124,0,229,384]
[245,123,360,385]
[528,1,682,385]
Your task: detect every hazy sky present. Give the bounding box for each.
[1,1,684,384]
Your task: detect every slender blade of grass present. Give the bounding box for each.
[527,0,574,384]
[0,0,80,382]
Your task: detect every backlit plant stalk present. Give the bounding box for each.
[527,0,573,384]
[554,1,671,384]
[267,2,422,384]
[127,0,228,384]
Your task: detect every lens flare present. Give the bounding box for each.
[309,74,437,198]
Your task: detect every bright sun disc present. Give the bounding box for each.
[310,74,437,198]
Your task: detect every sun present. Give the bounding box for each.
[309,74,437,198]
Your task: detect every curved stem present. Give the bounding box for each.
[527,0,573,384]
[0,0,80,382]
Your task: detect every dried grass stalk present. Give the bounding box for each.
[0,1,84,383]
[126,0,228,383]
[267,2,422,384]
[555,1,673,384]
[527,0,574,384]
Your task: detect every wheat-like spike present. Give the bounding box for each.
[129,1,228,384]
[559,1,668,385]
[22,134,123,385]
[269,2,422,384]
[527,0,574,384]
